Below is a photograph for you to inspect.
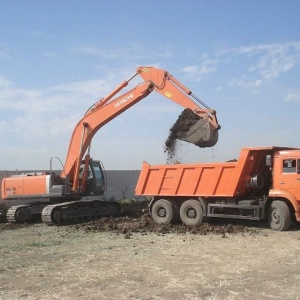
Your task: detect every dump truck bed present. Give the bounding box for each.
[136,161,237,197]
[135,146,294,198]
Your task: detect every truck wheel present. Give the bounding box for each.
[268,200,291,231]
[180,200,203,226]
[151,199,176,224]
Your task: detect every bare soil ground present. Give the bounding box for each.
[1,203,300,300]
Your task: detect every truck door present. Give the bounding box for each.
[276,158,300,201]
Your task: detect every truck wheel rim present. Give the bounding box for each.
[272,209,280,224]
[158,208,166,218]
[187,208,196,218]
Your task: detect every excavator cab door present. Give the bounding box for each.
[83,160,106,196]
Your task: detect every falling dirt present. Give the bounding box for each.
[165,108,202,162]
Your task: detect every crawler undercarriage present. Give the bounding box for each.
[7,200,120,225]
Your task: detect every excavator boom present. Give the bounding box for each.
[62,66,220,193]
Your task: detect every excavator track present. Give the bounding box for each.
[41,200,121,225]
[7,203,47,223]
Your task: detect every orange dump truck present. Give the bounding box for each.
[135,146,300,231]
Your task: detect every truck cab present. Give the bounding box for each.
[272,150,300,202]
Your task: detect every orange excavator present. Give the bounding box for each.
[1,66,220,225]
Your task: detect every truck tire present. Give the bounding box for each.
[268,200,291,231]
[151,199,177,224]
[180,200,203,226]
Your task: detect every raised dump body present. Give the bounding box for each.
[136,147,272,197]
[136,146,300,231]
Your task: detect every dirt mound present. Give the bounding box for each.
[75,214,261,236]
[73,201,261,236]
[0,201,262,236]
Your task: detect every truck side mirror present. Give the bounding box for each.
[297,160,300,174]
[266,155,272,167]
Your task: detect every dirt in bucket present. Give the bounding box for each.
[164,108,203,162]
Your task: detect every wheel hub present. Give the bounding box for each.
[187,208,196,219]
[272,209,280,224]
[158,207,167,218]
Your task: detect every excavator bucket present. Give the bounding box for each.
[177,117,218,147]
[167,108,218,148]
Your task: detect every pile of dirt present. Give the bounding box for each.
[165,108,202,162]
[0,201,262,236]
[71,201,261,236]
[75,214,261,236]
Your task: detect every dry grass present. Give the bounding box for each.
[0,224,300,300]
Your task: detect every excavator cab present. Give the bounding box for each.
[82,160,106,196]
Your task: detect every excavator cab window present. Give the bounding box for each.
[84,160,106,196]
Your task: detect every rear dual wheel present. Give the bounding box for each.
[151,199,178,224]
[180,200,204,226]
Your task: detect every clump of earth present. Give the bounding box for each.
[77,214,261,237]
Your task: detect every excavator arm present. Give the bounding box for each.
[137,66,219,129]
[62,66,220,193]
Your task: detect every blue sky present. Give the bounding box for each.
[1,1,300,170]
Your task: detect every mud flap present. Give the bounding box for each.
[177,118,218,147]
